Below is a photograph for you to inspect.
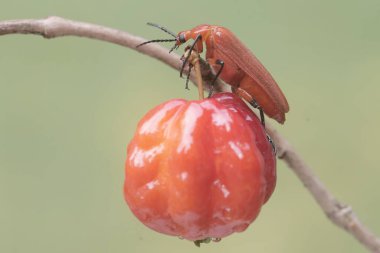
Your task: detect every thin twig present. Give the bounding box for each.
[1,16,379,253]
[267,126,380,253]
[0,16,225,92]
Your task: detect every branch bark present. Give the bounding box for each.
[1,16,379,253]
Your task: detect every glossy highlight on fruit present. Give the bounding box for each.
[124,92,276,241]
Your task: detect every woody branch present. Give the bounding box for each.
[1,16,379,253]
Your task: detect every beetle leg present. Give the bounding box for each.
[180,34,202,78]
[249,99,265,127]
[266,134,277,154]
[231,86,266,127]
[208,59,224,98]
[259,108,265,127]
[251,101,265,127]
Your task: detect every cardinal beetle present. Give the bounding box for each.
[137,23,289,125]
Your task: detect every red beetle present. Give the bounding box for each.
[137,23,289,124]
[124,93,276,243]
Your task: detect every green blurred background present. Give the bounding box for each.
[1,0,379,252]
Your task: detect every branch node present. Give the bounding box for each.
[327,203,353,221]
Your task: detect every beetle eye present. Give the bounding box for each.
[179,33,186,43]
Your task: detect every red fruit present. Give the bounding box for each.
[124,92,276,241]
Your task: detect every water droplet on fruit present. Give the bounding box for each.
[229,141,243,159]
[213,180,230,198]
[179,172,188,181]
[145,180,159,190]
[222,207,231,216]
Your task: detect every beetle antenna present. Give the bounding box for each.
[147,22,177,38]
[136,39,176,48]
[169,44,179,54]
